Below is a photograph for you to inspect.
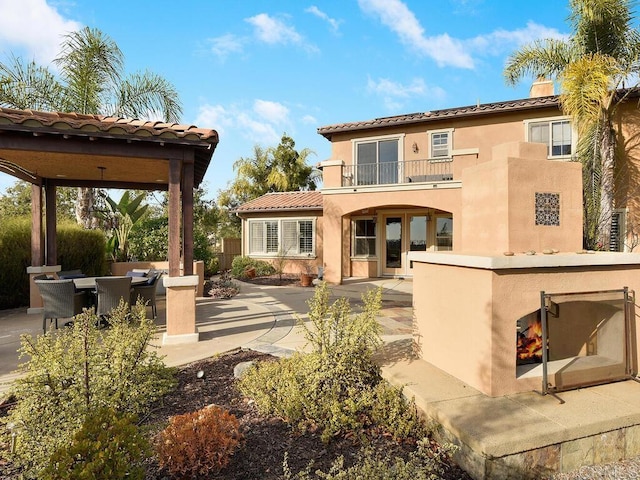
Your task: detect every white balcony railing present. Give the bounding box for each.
[342,158,453,187]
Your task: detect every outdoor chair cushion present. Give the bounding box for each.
[126,271,147,278]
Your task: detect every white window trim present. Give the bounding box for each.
[427,128,454,161]
[351,216,378,259]
[247,217,317,257]
[523,116,576,160]
[351,134,405,167]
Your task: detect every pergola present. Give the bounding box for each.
[0,107,219,343]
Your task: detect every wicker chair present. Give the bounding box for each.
[35,279,86,333]
[130,272,162,318]
[95,277,132,318]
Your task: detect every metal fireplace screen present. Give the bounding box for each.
[539,288,634,395]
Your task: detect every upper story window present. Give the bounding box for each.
[525,118,573,159]
[353,135,403,185]
[430,130,452,159]
[248,218,315,256]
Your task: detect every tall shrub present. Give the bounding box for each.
[0,217,31,309]
[0,218,107,309]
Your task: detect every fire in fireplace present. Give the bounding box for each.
[516,311,543,365]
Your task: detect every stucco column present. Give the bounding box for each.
[162,275,199,345]
[321,197,344,284]
[26,265,61,314]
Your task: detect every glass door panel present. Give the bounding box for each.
[409,215,427,273]
[384,216,402,274]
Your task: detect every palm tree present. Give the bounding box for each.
[0,27,182,228]
[503,0,640,249]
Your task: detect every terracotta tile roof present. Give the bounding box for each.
[317,95,562,139]
[235,191,323,214]
[0,107,219,145]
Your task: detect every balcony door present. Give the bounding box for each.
[382,213,428,276]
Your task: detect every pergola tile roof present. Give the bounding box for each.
[317,95,562,138]
[235,191,323,214]
[0,107,219,189]
[0,108,218,144]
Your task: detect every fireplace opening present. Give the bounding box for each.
[516,311,543,365]
[515,289,632,394]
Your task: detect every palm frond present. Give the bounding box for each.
[504,38,575,85]
[111,71,182,122]
[560,53,619,132]
[54,27,123,114]
[0,55,65,111]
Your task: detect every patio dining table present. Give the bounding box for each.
[73,275,148,291]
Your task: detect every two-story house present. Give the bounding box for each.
[236,80,640,284]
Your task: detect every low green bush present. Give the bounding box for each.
[57,222,107,276]
[284,440,458,479]
[239,283,425,443]
[2,301,176,478]
[43,407,150,480]
[231,255,275,278]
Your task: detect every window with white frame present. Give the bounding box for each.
[428,129,453,160]
[353,218,376,257]
[354,136,401,185]
[248,218,315,256]
[526,118,573,158]
[435,216,453,251]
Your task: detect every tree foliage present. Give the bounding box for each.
[0,27,182,228]
[0,180,77,221]
[218,133,320,236]
[504,0,640,249]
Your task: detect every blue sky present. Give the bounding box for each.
[0,0,573,199]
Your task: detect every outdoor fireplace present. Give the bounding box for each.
[411,252,640,397]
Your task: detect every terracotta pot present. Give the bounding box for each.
[245,267,256,279]
[300,273,313,287]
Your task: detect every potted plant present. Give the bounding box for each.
[299,259,315,287]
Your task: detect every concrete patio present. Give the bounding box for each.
[1,278,640,478]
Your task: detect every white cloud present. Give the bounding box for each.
[305,6,341,33]
[0,0,81,64]
[469,21,567,56]
[195,101,283,146]
[301,114,317,125]
[207,33,244,60]
[254,99,290,124]
[357,0,473,69]
[246,13,302,45]
[367,77,446,111]
[245,13,318,53]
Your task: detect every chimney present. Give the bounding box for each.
[529,78,554,98]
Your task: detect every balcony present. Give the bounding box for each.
[342,158,453,187]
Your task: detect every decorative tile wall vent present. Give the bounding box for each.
[535,192,560,226]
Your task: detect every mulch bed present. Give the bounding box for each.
[142,348,471,479]
[0,342,471,480]
[240,273,308,287]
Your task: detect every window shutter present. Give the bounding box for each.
[250,222,264,253]
[610,211,622,252]
[299,220,313,253]
[282,220,298,254]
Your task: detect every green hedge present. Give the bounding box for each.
[0,218,107,310]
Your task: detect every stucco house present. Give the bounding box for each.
[237,80,640,284]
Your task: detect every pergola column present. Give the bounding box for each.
[27,182,60,314]
[163,157,199,345]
